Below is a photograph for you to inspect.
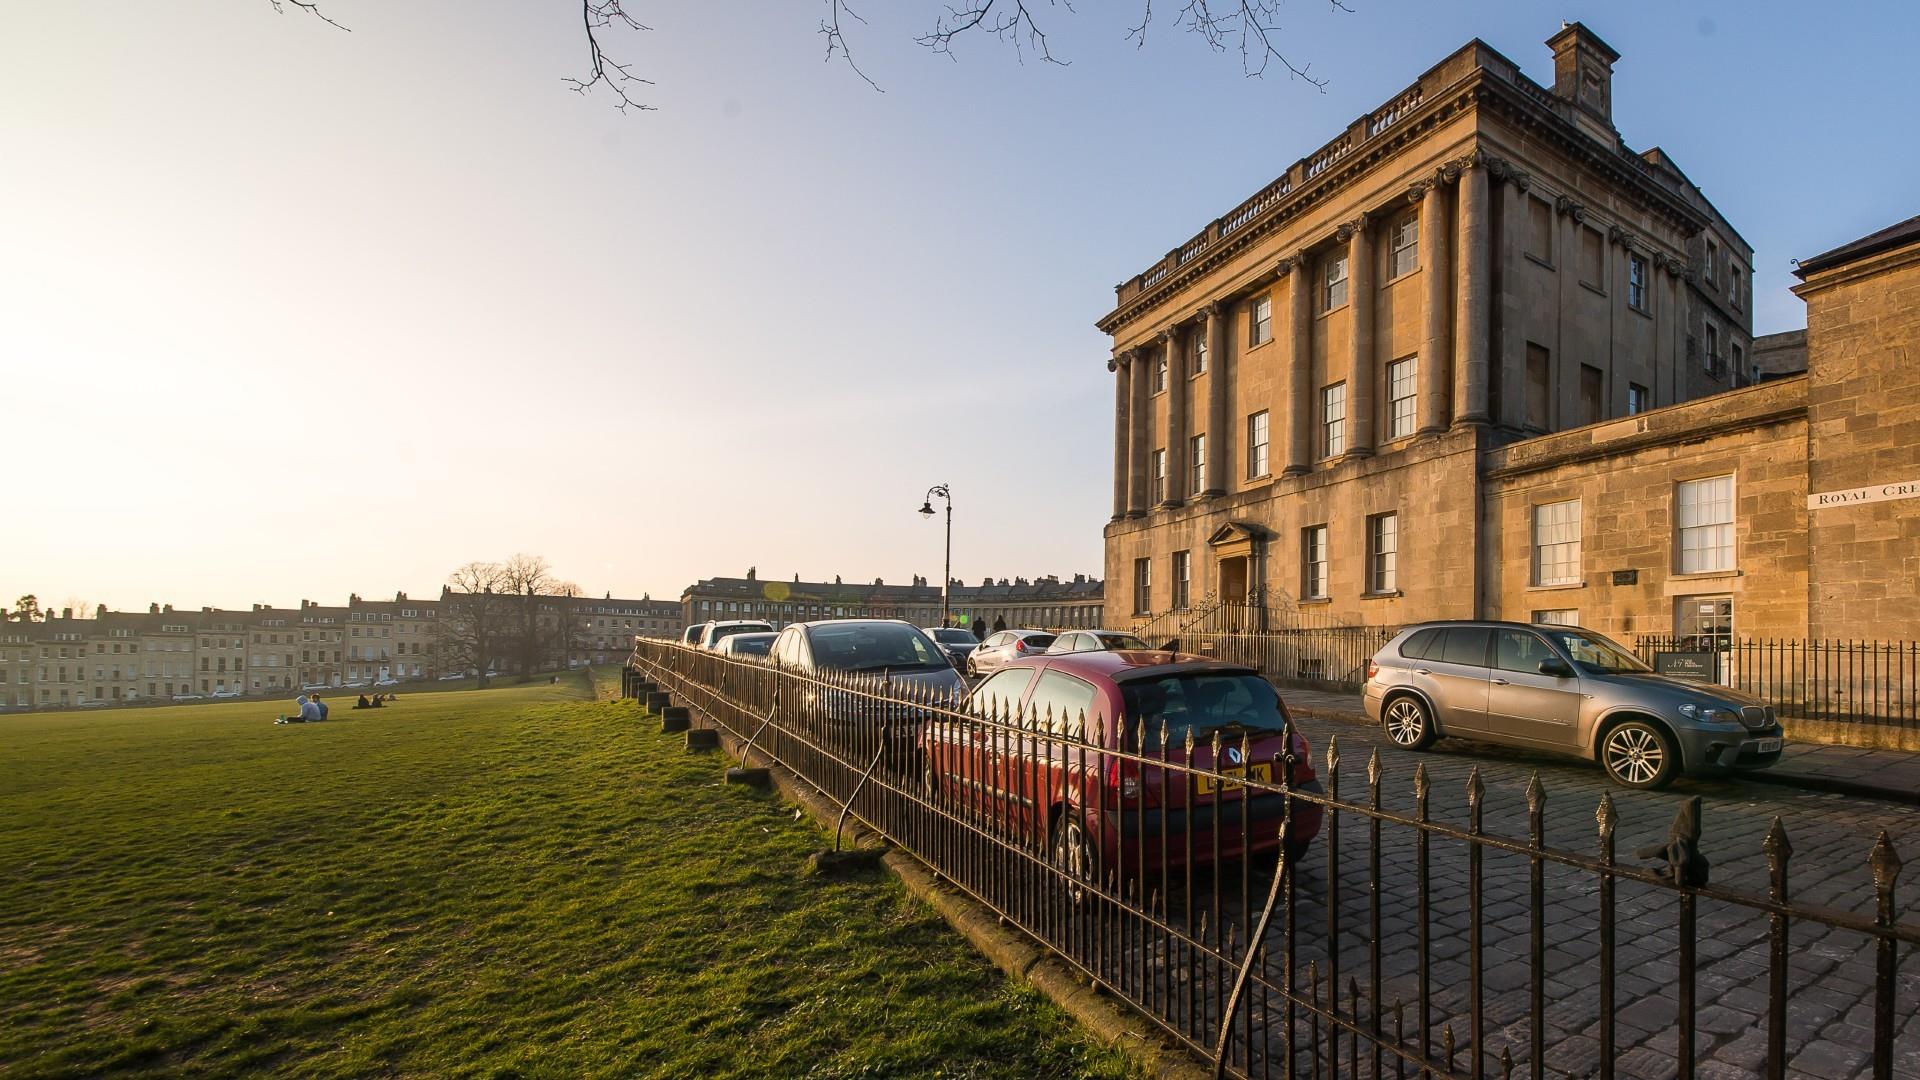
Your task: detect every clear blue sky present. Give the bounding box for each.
[3,1,1913,613]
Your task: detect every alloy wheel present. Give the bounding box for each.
[1604,725,1667,787]
[1385,699,1427,747]
[1052,815,1094,905]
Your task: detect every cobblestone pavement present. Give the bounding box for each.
[1169,698,1920,1079]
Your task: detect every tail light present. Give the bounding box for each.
[1365,659,1378,681]
[1014,639,1028,653]
[1106,758,1141,801]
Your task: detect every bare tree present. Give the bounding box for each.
[267,0,1344,111]
[60,597,94,621]
[441,561,510,687]
[500,553,561,676]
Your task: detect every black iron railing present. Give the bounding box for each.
[627,641,1915,1079]
[1634,635,1920,730]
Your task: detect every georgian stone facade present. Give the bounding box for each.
[1101,24,1765,634]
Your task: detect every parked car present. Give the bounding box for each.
[924,651,1322,899]
[717,632,778,658]
[769,620,968,760]
[682,623,711,646]
[1363,621,1784,789]
[923,626,979,666]
[967,629,1058,678]
[699,620,774,649]
[1044,629,1155,655]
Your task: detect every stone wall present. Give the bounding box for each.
[1797,241,1920,640]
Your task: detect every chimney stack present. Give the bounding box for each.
[150,602,160,614]
[1546,22,1619,144]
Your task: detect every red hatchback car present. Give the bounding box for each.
[922,650,1324,892]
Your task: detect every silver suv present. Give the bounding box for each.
[1362,621,1783,789]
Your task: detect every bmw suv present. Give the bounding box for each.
[1362,621,1783,789]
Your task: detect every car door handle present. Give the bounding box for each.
[1490,678,1510,686]
[1413,668,1431,676]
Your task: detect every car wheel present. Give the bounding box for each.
[921,756,941,801]
[965,656,977,679]
[1050,809,1097,905]
[1600,720,1677,790]
[1382,695,1436,751]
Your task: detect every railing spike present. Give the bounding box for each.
[1465,765,1484,807]
[1326,731,1340,773]
[1596,790,1618,839]
[1763,815,1792,868]
[1525,770,1545,812]
[1442,1024,1455,1066]
[1413,761,1430,799]
[1869,830,1903,892]
[1500,1044,1514,1078]
[1367,746,1381,787]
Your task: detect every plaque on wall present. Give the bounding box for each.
[1654,651,1718,684]
[1612,569,1638,585]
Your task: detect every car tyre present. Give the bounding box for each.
[965,656,978,679]
[1049,808,1097,906]
[1382,695,1437,751]
[1600,719,1677,790]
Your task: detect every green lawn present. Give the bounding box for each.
[0,669,1135,1078]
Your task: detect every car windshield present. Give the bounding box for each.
[1019,633,1057,649]
[1097,633,1152,650]
[808,623,950,672]
[1121,673,1287,748]
[931,629,974,644]
[711,623,768,641]
[727,635,775,656]
[1538,628,1651,674]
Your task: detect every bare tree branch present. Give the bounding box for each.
[820,0,883,92]
[918,0,1070,66]
[267,0,349,33]
[1130,0,1334,88]
[562,1,656,112]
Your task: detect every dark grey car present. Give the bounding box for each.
[1362,621,1784,789]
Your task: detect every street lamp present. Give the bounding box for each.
[918,483,952,628]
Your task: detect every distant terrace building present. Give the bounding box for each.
[680,569,1105,632]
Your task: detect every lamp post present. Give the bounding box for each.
[918,483,952,628]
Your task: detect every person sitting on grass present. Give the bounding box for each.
[311,693,328,721]
[354,694,371,709]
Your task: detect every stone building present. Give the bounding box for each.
[1101,23,1760,631]
[681,570,1104,632]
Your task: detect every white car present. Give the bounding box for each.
[699,620,774,650]
[438,673,466,681]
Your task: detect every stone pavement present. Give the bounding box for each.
[1279,686,1920,806]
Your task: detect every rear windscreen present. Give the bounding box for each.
[1121,673,1286,748]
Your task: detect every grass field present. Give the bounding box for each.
[0,669,1136,1078]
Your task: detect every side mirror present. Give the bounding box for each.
[1537,658,1574,679]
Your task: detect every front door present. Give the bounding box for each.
[1676,595,1734,686]
[1486,628,1584,746]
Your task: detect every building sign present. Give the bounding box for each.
[1654,651,1719,684]
[1807,479,1920,511]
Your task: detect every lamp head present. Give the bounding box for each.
[918,501,934,517]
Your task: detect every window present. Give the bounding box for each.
[1525,343,1551,430]
[1705,241,1717,285]
[1731,265,1744,310]
[1302,525,1329,599]
[1495,629,1559,673]
[1321,384,1347,458]
[1526,196,1553,261]
[1628,254,1647,311]
[1247,411,1270,478]
[1249,295,1273,346]
[1705,322,1720,374]
[1532,501,1583,586]
[1152,356,1168,394]
[1194,333,1209,374]
[1388,215,1418,278]
[1733,342,1746,382]
[1580,364,1604,426]
[1367,512,1398,594]
[1387,357,1418,440]
[1531,609,1579,627]
[1189,433,1207,495]
[1437,627,1491,667]
[1578,227,1604,288]
[1677,475,1735,573]
[1150,448,1167,504]
[970,668,1036,719]
[1172,551,1191,610]
[1628,383,1650,415]
[1133,558,1153,615]
[1323,255,1349,309]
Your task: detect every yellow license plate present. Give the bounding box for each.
[1195,762,1272,796]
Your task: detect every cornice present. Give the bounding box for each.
[1481,382,1808,482]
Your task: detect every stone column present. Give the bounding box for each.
[1284,255,1313,475]
[1110,354,1130,519]
[1453,152,1491,426]
[1161,325,1186,505]
[1345,215,1376,456]
[1127,347,1150,517]
[1416,178,1452,434]
[1496,164,1531,428]
[1202,301,1229,496]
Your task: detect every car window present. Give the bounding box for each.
[1025,634,1058,650]
[1121,672,1287,748]
[1096,633,1151,650]
[1494,630,1555,674]
[1028,670,1097,738]
[982,633,1005,648]
[729,635,775,657]
[1399,628,1440,660]
[1049,633,1077,652]
[969,668,1036,719]
[805,623,948,673]
[1437,627,1492,667]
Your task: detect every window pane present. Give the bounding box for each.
[1532,500,1582,585]
[1388,357,1417,440]
[1438,627,1491,667]
[1495,630,1556,673]
[1322,384,1346,458]
[1676,476,1734,573]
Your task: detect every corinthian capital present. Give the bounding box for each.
[1406,180,1433,204]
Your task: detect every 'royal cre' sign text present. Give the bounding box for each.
[1806,479,1920,511]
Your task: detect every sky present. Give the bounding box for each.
[4,1,1916,615]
